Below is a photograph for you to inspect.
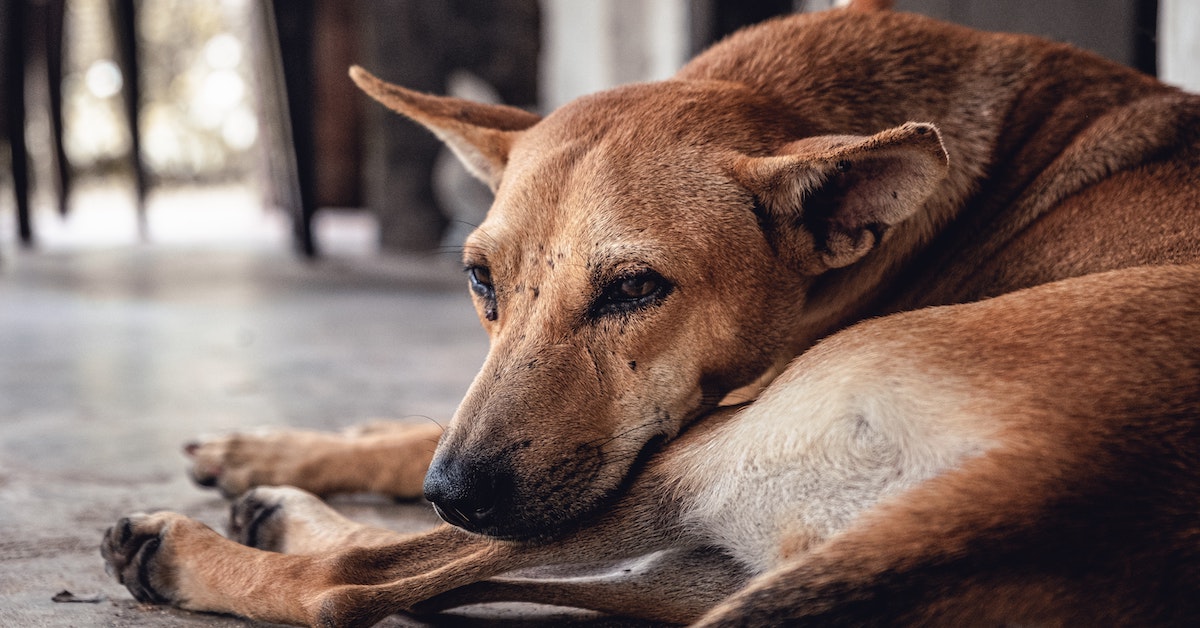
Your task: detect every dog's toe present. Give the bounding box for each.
[184,435,258,497]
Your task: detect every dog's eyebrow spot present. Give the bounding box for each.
[531,287,540,299]
[628,361,637,371]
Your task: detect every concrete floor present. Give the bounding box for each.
[0,245,652,627]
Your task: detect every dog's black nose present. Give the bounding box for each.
[423,456,507,532]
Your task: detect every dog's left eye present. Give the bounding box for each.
[591,270,672,317]
[467,266,494,297]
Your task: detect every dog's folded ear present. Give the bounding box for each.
[730,122,948,273]
[350,66,542,191]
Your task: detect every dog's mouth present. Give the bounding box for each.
[430,501,493,536]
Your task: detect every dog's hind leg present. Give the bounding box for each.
[414,547,751,624]
[185,421,442,499]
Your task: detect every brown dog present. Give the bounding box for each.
[103,1,1200,625]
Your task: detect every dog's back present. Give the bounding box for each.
[681,9,1200,310]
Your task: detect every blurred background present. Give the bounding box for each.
[1,2,1197,625]
[1,0,1195,258]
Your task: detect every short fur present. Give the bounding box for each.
[104,2,1200,626]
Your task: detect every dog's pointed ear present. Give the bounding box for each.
[730,122,948,273]
[350,66,542,190]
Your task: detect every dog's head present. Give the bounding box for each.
[352,66,946,539]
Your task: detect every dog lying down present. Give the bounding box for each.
[103,1,1200,625]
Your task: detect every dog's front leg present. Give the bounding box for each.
[227,485,415,554]
[104,408,743,626]
[416,547,750,624]
[101,512,504,626]
[102,450,695,626]
[186,422,442,499]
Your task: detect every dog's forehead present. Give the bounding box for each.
[466,81,795,279]
[495,84,773,218]
[473,172,687,283]
[482,140,736,269]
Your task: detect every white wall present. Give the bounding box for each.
[541,0,1200,110]
[1160,0,1200,92]
[540,0,690,110]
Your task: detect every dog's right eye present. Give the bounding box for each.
[466,266,498,321]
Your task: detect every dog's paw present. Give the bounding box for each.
[102,510,326,624]
[229,486,367,554]
[185,430,270,497]
[184,428,335,498]
[100,512,187,606]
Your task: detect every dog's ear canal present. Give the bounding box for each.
[732,122,949,273]
[349,66,542,191]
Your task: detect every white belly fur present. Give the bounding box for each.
[673,344,997,573]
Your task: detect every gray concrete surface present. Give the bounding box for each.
[0,246,656,627]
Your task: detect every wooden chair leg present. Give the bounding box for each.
[112,0,148,238]
[270,0,319,257]
[45,0,69,217]
[2,0,34,247]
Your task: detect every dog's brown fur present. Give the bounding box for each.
[104,2,1200,625]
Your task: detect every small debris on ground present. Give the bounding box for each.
[52,590,105,604]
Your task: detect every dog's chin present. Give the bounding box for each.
[438,434,670,543]
[444,516,575,543]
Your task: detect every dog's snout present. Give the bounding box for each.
[424,456,509,533]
